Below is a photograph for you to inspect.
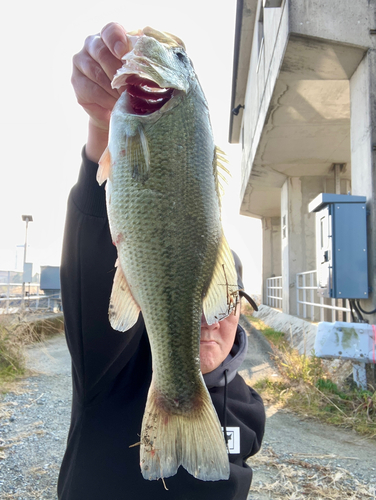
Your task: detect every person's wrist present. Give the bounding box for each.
[86,120,109,163]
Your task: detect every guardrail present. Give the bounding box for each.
[0,293,62,314]
[266,271,351,322]
[296,270,350,322]
[0,284,61,314]
[266,276,283,308]
[0,271,62,314]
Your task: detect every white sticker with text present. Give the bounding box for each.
[222,426,240,454]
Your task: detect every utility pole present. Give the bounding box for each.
[21,215,33,310]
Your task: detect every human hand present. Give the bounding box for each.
[71,22,129,162]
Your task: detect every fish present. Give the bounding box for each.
[97,26,239,482]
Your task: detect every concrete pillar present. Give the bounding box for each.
[281,176,327,315]
[350,50,376,323]
[350,49,376,388]
[262,217,281,304]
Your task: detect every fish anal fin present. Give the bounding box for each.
[109,261,141,332]
[140,379,229,481]
[97,147,112,185]
[203,235,239,325]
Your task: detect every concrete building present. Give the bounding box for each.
[229,0,376,327]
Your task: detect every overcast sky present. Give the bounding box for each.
[0,0,262,292]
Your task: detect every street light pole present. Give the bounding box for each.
[21,215,33,309]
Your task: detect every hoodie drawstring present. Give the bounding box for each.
[223,369,229,452]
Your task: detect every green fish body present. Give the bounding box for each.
[97,27,238,482]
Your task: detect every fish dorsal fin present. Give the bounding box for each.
[202,235,239,325]
[213,146,230,201]
[97,147,112,185]
[126,126,150,182]
[109,260,141,332]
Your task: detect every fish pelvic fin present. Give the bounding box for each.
[97,147,112,185]
[126,126,150,183]
[109,260,141,331]
[202,235,239,325]
[140,379,230,481]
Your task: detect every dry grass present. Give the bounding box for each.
[0,312,64,392]
[243,311,376,439]
[249,446,376,499]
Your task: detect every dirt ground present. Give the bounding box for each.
[0,319,375,499]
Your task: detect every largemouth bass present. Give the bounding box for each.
[97,27,239,482]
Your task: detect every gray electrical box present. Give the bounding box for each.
[23,262,33,283]
[308,194,368,299]
[40,266,61,292]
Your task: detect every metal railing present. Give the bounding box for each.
[266,276,283,308]
[0,293,62,314]
[0,272,61,314]
[266,271,351,322]
[296,270,350,322]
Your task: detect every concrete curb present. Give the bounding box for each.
[252,305,317,355]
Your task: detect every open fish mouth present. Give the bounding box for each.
[124,74,174,115]
[111,32,190,116]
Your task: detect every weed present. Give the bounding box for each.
[245,312,376,438]
[0,312,64,391]
[0,316,25,383]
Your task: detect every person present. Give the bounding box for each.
[58,22,265,500]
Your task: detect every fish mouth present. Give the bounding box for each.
[124,74,175,116]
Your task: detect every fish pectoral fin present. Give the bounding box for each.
[109,262,141,332]
[97,147,112,185]
[202,235,239,325]
[126,126,150,182]
[140,379,230,481]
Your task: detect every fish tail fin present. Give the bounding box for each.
[140,380,230,481]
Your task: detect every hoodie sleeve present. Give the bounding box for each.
[60,148,145,405]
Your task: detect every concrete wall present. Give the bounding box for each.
[289,0,376,49]
[281,176,327,315]
[253,304,317,355]
[241,1,289,201]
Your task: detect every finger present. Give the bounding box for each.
[100,22,129,58]
[72,66,118,113]
[84,34,123,85]
[73,47,119,101]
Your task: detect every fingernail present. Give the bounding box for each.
[114,41,127,58]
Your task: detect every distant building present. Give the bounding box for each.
[229,0,376,324]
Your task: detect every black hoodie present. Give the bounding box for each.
[57,149,265,500]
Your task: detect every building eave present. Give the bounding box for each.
[229,0,258,144]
